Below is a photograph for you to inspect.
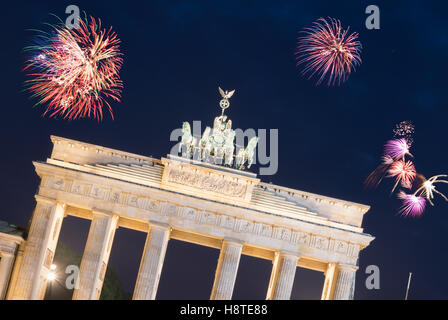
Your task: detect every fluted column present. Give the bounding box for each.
[321,262,337,300]
[10,197,65,300]
[72,212,118,300]
[210,239,243,300]
[0,253,15,299]
[5,243,25,300]
[333,264,358,300]
[133,222,171,300]
[266,252,300,300]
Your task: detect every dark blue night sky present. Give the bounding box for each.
[1,0,448,299]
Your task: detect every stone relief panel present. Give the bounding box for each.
[126,194,147,209]
[167,168,247,198]
[219,215,235,230]
[273,227,292,242]
[179,207,196,221]
[147,199,161,213]
[292,231,311,245]
[311,236,329,250]
[89,186,108,200]
[71,182,89,196]
[200,211,218,226]
[108,190,122,204]
[49,177,66,191]
[44,177,362,259]
[235,219,254,234]
[163,203,179,217]
[331,240,349,255]
[254,223,273,238]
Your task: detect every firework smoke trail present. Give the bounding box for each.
[364,155,393,189]
[397,191,426,217]
[387,160,416,192]
[393,120,415,147]
[295,17,362,86]
[24,16,123,121]
[384,138,412,161]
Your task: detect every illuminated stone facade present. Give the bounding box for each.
[2,135,374,300]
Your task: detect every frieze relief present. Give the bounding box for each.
[43,176,361,259]
[167,168,247,198]
[148,199,161,213]
[109,191,122,204]
[292,231,311,245]
[273,227,292,242]
[127,194,147,209]
[201,211,218,225]
[89,186,108,200]
[71,182,90,196]
[254,223,273,238]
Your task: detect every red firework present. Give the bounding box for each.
[24,16,123,121]
[295,17,362,86]
[388,160,416,192]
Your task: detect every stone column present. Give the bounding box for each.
[266,252,300,300]
[0,253,15,299]
[133,222,171,300]
[333,264,358,300]
[321,262,338,300]
[72,211,118,300]
[5,243,25,300]
[210,239,243,300]
[10,196,65,300]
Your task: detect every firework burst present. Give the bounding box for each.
[414,175,448,206]
[295,17,362,86]
[397,191,426,217]
[393,120,415,147]
[387,160,416,192]
[24,16,123,121]
[367,122,448,218]
[384,138,412,161]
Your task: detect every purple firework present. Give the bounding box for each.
[397,191,426,217]
[384,138,411,161]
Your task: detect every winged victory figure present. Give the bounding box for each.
[219,87,235,99]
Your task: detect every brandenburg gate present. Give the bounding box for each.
[4,90,374,300]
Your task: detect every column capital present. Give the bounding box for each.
[148,221,171,231]
[323,262,337,276]
[222,237,244,247]
[35,195,67,209]
[34,195,57,206]
[275,250,301,260]
[338,263,359,272]
[92,208,116,217]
